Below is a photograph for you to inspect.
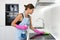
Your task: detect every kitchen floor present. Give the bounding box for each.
[29,33,56,40]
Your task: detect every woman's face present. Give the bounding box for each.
[28,8,34,14]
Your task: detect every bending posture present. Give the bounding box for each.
[11,4,44,40]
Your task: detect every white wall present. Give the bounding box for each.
[32,5,45,27]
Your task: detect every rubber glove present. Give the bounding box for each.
[16,25,28,30]
[34,29,44,34]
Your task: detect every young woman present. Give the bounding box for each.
[11,4,44,40]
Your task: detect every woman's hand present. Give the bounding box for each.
[34,29,44,34]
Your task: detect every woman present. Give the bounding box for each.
[11,4,44,40]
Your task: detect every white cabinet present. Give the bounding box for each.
[44,4,60,40]
[39,0,55,2]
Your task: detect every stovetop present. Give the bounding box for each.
[29,33,56,40]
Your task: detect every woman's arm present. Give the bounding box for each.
[11,13,28,30]
[11,13,22,27]
[30,16,44,34]
[30,16,35,30]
